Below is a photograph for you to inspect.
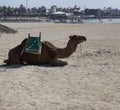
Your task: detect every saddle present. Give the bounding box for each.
[25,33,42,53]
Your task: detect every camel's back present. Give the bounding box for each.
[21,42,57,65]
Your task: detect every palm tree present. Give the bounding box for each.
[18,4,26,14]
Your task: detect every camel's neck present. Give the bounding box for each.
[56,40,77,58]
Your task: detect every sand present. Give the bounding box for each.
[0,22,120,110]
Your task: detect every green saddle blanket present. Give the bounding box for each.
[25,33,41,52]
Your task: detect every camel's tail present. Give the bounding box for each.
[3,59,9,65]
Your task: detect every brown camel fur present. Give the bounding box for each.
[4,35,87,66]
[4,38,27,65]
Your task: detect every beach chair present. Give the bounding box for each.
[25,32,42,53]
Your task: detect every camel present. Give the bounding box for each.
[4,35,87,66]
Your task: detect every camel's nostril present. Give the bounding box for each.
[84,37,87,41]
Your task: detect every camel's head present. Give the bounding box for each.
[69,35,87,44]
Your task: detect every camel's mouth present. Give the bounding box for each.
[83,36,87,41]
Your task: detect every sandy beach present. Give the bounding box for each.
[0,22,120,110]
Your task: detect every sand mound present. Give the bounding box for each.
[0,24,17,34]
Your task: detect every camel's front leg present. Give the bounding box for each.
[49,59,68,66]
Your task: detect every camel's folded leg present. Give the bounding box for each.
[3,59,23,65]
[49,60,68,66]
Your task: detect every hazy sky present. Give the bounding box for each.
[0,0,120,9]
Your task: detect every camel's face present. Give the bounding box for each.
[69,35,87,44]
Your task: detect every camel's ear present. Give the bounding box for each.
[69,35,73,39]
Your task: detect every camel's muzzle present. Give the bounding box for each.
[83,36,87,41]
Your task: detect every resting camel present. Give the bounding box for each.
[4,35,87,66]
